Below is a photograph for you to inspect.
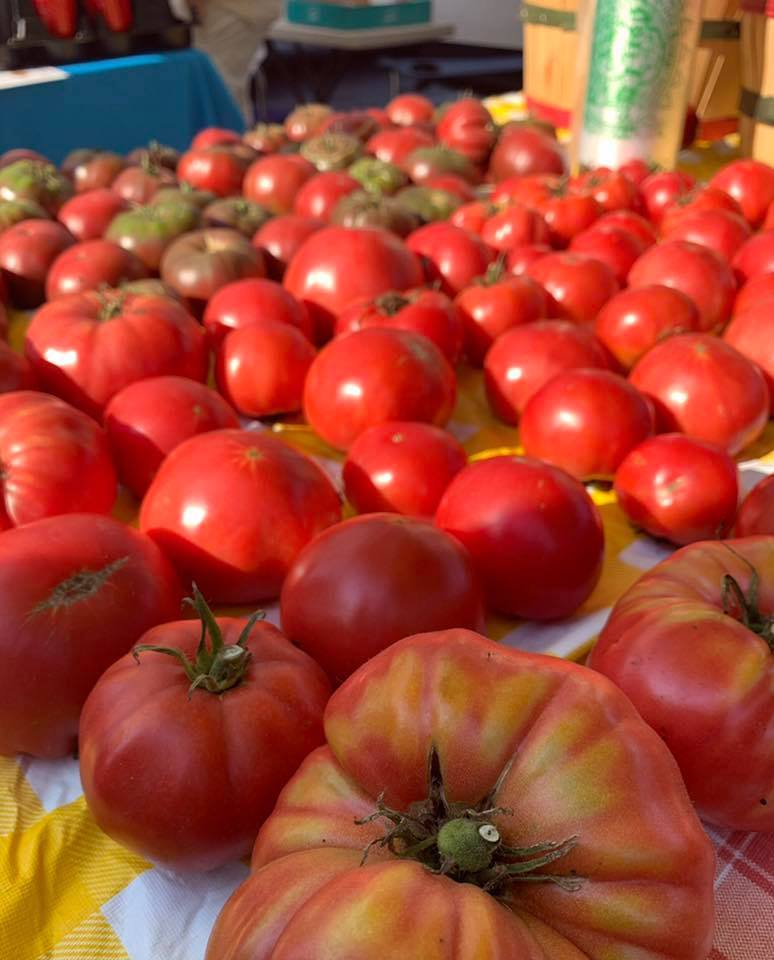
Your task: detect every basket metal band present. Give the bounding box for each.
[520,4,577,31]
[700,20,741,40]
[740,88,774,125]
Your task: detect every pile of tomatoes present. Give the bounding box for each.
[1,92,773,959]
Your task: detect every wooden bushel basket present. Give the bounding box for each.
[740,0,774,160]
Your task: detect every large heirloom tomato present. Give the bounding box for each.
[25,288,207,417]
[139,430,342,604]
[206,630,715,960]
[0,513,181,758]
[0,391,116,529]
[280,514,484,684]
[590,538,774,831]
[304,328,456,451]
[436,456,604,619]
[80,588,330,872]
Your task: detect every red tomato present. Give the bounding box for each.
[80,590,329,871]
[628,240,736,333]
[735,475,774,536]
[243,155,316,215]
[766,201,774,230]
[284,226,424,343]
[0,340,36,393]
[436,456,604,618]
[0,513,182,758]
[614,433,738,545]
[139,430,342,603]
[215,321,315,418]
[25,289,207,418]
[335,288,464,365]
[280,514,484,684]
[191,127,242,150]
[573,168,641,212]
[455,271,547,366]
[253,214,325,281]
[484,320,613,423]
[590,537,774,831]
[423,173,477,202]
[406,222,494,296]
[177,146,250,198]
[619,157,653,185]
[293,171,361,221]
[639,170,695,225]
[659,186,745,234]
[203,277,313,348]
[520,369,654,480]
[504,242,552,276]
[526,251,619,325]
[732,230,774,284]
[594,284,701,370]
[491,173,562,209]
[343,421,466,518]
[710,158,774,228]
[629,333,769,455]
[304,327,455,450]
[436,98,496,166]
[0,219,74,307]
[284,103,332,142]
[569,225,645,284]
[487,126,566,181]
[0,391,116,529]
[45,239,148,300]
[592,208,658,247]
[104,376,239,498]
[450,200,494,234]
[57,188,129,241]
[221,631,715,960]
[479,204,549,252]
[385,93,435,126]
[723,301,774,413]
[111,164,176,204]
[661,208,752,263]
[541,192,602,247]
[735,271,774,313]
[365,126,434,166]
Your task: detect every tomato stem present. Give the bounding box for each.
[720,546,774,652]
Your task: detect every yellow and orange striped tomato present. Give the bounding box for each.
[206,629,715,960]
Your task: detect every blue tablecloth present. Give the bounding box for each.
[0,49,245,164]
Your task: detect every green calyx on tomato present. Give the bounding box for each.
[478,256,508,287]
[357,747,581,893]
[375,291,411,316]
[133,585,265,696]
[721,550,774,651]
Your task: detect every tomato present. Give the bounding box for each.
[594,284,700,370]
[0,341,36,394]
[204,277,313,348]
[629,333,769,455]
[659,186,745,235]
[104,376,239,498]
[628,240,736,333]
[614,433,738,545]
[526,252,619,325]
[177,146,250,198]
[0,159,72,214]
[484,320,613,423]
[160,227,266,315]
[766,201,774,230]
[479,203,549,252]
[455,270,547,366]
[736,272,774,313]
[210,629,714,960]
[422,174,476,203]
[80,587,329,871]
[111,164,176,204]
[319,110,380,142]
[335,288,464,365]
[280,514,484,684]
[590,537,774,831]
[45,239,148,300]
[573,168,641,212]
[202,197,270,237]
[619,157,653,185]
[332,190,420,237]
[191,127,242,150]
[491,173,562,209]
[243,123,288,153]
[105,202,201,272]
[62,149,125,193]
[436,456,603,618]
[732,230,774,284]
[385,93,435,127]
[487,126,566,180]
[366,127,434,166]
[403,146,479,187]
[25,289,207,418]
[436,98,496,166]
[126,142,180,171]
[451,200,495,234]
[639,170,695,225]
[140,430,341,603]
[592,208,658,247]
[216,321,315,418]
[660,208,752,262]
[710,158,774,228]
[504,242,552,275]
[541,191,602,248]
[284,103,333,142]
[284,227,424,343]
[57,188,129,241]
[723,301,774,413]
[342,421,466,518]
[292,171,361,221]
[735,475,774,536]
[243,155,316,215]
[568,225,645,284]
[253,214,325,281]
[304,327,456,451]
[0,219,74,307]
[406,223,494,297]
[0,391,116,529]
[349,156,409,197]
[0,513,181,758]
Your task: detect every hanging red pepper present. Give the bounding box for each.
[98,0,134,32]
[31,0,78,38]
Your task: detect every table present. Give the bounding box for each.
[0,49,244,165]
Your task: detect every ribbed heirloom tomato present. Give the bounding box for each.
[206,630,715,960]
